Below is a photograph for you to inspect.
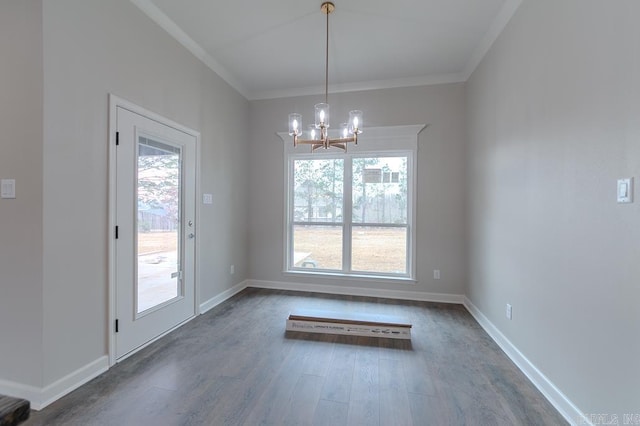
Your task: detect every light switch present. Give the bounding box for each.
[617,178,633,203]
[1,179,15,199]
[202,193,213,205]
[619,182,628,198]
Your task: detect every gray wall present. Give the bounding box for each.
[4,0,635,417]
[0,0,44,388]
[39,0,249,386]
[466,0,639,416]
[248,84,468,296]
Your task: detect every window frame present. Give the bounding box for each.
[285,149,416,281]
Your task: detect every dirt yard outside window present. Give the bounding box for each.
[293,226,407,274]
[138,228,408,275]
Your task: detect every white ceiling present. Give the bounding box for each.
[132,0,522,100]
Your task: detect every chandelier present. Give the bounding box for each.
[288,2,363,152]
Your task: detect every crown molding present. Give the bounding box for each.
[249,72,467,101]
[462,0,523,80]
[131,0,522,101]
[129,0,250,100]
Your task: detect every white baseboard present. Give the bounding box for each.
[38,356,109,410]
[0,281,247,411]
[247,279,464,304]
[0,284,580,424]
[0,379,41,408]
[463,297,583,425]
[199,280,248,314]
[0,356,109,411]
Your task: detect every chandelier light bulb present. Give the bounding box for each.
[348,110,363,135]
[309,125,317,140]
[340,123,349,138]
[288,113,302,136]
[315,103,330,128]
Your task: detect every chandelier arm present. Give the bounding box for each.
[294,136,357,145]
[331,136,357,144]
[312,143,346,152]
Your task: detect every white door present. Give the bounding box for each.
[115,106,197,360]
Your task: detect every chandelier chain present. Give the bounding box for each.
[325,4,329,105]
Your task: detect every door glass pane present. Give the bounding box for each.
[293,225,342,270]
[137,136,182,313]
[352,157,408,224]
[352,226,407,274]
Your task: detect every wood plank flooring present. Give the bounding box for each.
[26,288,567,425]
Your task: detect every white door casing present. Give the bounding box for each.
[109,95,199,362]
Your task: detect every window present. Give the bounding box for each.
[287,151,415,279]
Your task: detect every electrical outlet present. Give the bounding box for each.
[433,269,440,280]
[506,303,512,320]
[230,265,235,275]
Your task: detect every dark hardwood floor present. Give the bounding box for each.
[26,288,567,425]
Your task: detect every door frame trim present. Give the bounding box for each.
[108,94,201,366]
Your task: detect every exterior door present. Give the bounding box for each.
[115,106,196,360]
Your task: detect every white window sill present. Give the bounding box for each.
[283,270,417,284]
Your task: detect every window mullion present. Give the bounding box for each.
[343,155,353,273]
[286,156,294,271]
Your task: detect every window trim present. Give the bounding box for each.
[280,124,425,282]
[287,152,413,278]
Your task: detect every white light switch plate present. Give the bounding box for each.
[617,178,633,203]
[1,179,15,199]
[202,193,213,205]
